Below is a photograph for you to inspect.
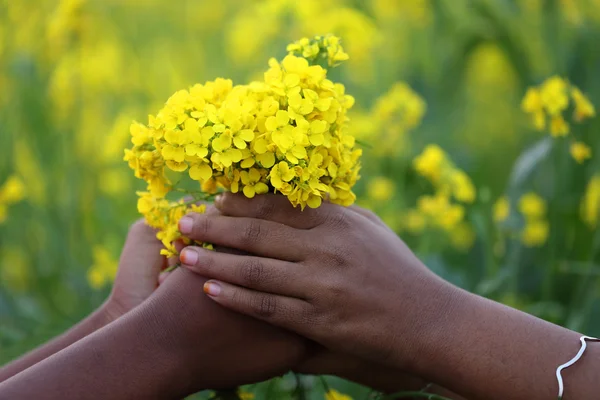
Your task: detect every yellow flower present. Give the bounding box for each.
[87,246,118,290]
[450,170,476,203]
[549,115,569,137]
[521,220,549,247]
[367,176,395,201]
[240,168,269,198]
[493,196,510,223]
[126,35,359,255]
[325,389,353,400]
[0,175,26,204]
[270,161,296,189]
[518,192,546,219]
[521,88,546,130]
[581,175,600,228]
[540,76,569,116]
[413,144,447,183]
[571,87,596,122]
[570,141,592,164]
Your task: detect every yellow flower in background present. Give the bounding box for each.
[493,196,510,223]
[414,144,447,183]
[571,88,596,121]
[450,170,476,203]
[521,87,546,130]
[0,175,26,224]
[367,176,395,201]
[521,219,549,247]
[87,246,118,290]
[522,77,596,135]
[582,175,600,228]
[518,192,546,219]
[570,141,592,164]
[518,192,549,247]
[325,389,353,400]
[0,176,26,204]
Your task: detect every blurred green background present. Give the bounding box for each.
[1,0,600,398]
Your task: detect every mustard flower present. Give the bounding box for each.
[570,141,592,164]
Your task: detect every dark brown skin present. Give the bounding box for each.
[178,193,600,400]
[0,267,308,399]
[0,215,459,398]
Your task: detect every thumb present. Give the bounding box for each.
[115,219,166,298]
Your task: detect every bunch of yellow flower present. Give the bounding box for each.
[521,76,596,163]
[518,192,549,247]
[403,145,476,250]
[125,35,361,257]
[0,175,26,224]
[521,76,595,135]
[413,144,476,204]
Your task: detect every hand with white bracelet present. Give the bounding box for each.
[178,193,600,400]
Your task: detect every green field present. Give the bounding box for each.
[1,0,600,398]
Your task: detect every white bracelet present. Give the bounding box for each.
[556,335,600,399]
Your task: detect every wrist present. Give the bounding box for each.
[399,278,470,375]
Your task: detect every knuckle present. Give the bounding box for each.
[324,245,348,269]
[240,258,265,287]
[240,220,262,245]
[254,197,275,220]
[325,209,351,231]
[252,294,277,318]
[193,215,211,238]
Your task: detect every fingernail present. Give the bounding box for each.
[214,194,224,208]
[204,281,222,296]
[180,248,198,266]
[179,216,193,234]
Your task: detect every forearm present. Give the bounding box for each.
[336,365,465,399]
[413,287,600,400]
[0,301,188,400]
[0,304,116,383]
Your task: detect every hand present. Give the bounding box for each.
[176,193,461,372]
[102,219,166,321]
[130,267,310,394]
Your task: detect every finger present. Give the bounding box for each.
[203,279,312,335]
[158,271,170,285]
[178,213,306,261]
[215,192,337,229]
[348,205,382,225]
[119,219,164,284]
[180,247,308,298]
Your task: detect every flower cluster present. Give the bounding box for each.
[518,192,549,247]
[351,82,426,156]
[125,36,360,256]
[403,145,476,250]
[0,175,26,224]
[521,76,596,163]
